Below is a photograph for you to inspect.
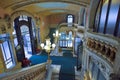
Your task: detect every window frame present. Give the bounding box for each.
[0,40,15,69]
[67,14,73,27]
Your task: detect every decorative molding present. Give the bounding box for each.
[10,10,39,31]
[0,20,8,34]
[86,38,117,64]
[59,27,75,35]
[78,29,84,33]
[85,49,113,80]
[0,63,47,80]
[91,56,112,80]
[8,0,89,10]
[11,10,35,23]
[109,73,120,80]
[87,31,120,45]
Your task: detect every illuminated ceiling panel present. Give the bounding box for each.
[36,2,69,8]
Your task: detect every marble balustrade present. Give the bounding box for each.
[0,63,47,80]
[86,38,117,63]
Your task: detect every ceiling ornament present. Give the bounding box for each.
[2,0,90,10]
[10,10,35,23]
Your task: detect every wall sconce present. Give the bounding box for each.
[40,38,56,60]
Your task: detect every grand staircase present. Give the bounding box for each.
[0,49,82,80]
[0,61,81,80]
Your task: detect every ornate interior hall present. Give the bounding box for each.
[0,0,120,80]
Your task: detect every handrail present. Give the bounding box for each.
[0,62,47,80]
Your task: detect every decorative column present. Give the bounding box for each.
[0,44,6,73]
[35,17,41,49]
[73,28,77,56]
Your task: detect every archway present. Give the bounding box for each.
[20,25,32,58]
[13,15,37,61]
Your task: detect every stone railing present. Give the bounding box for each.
[0,63,47,80]
[86,38,117,64]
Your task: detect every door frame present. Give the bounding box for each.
[14,17,36,61]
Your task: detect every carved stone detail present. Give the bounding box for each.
[105,45,110,57]
[100,42,105,55]
[86,38,117,64]
[110,73,120,80]
[94,40,99,51]
[109,47,116,62]
[1,63,47,80]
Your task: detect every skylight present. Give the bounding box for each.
[36,2,68,8]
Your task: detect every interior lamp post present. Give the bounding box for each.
[40,38,56,61]
[53,30,61,43]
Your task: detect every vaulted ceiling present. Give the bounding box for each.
[0,0,90,16]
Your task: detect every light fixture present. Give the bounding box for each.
[53,30,61,43]
[40,38,56,61]
[53,30,60,37]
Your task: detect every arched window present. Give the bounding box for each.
[19,15,28,21]
[59,31,73,48]
[67,15,73,27]
[13,15,34,59]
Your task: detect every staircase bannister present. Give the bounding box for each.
[0,62,47,80]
